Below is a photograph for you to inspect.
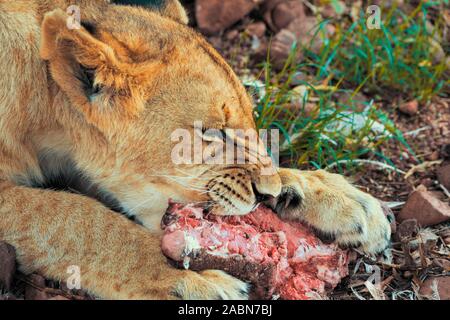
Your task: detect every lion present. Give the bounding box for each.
[0,0,391,299]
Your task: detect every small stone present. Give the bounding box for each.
[0,242,16,291]
[262,0,284,31]
[420,177,434,188]
[399,100,419,116]
[398,186,450,227]
[271,0,305,31]
[246,22,266,38]
[286,16,324,54]
[394,219,418,242]
[437,164,450,190]
[336,91,370,112]
[419,277,450,300]
[428,151,440,161]
[265,29,300,69]
[196,0,263,35]
[225,29,239,41]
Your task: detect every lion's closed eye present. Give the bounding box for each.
[200,128,226,142]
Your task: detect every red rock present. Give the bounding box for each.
[271,0,305,31]
[419,277,450,300]
[398,187,450,227]
[336,91,370,112]
[256,14,333,69]
[437,164,450,190]
[0,242,16,291]
[399,100,419,115]
[262,0,284,31]
[266,29,300,69]
[25,274,49,300]
[196,0,263,35]
[420,177,434,188]
[225,29,239,41]
[246,22,266,38]
[395,219,418,241]
[286,16,327,54]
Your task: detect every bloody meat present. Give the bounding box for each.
[161,202,349,300]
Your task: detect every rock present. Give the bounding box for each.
[399,100,419,115]
[196,0,263,35]
[225,29,239,41]
[0,242,16,291]
[420,177,434,188]
[429,38,445,64]
[419,277,450,300]
[256,15,332,69]
[246,22,266,38]
[394,219,418,242]
[291,71,309,85]
[25,274,49,300]
[285,16,330,54]
[262,0,284,31]
[264,29,300,69]
[279,102,317,120]
[271,0,305,31]
[437,164,450,190]
[336,91,370,112]
[398,186,450,227]
[427,151,440,161]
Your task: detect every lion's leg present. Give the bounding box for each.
[267,169,391,254]
[0,181,248,299]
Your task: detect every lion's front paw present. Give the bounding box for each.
[269,169,392,255]
[173,270,249,300]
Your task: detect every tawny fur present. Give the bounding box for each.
[0,0,390,299]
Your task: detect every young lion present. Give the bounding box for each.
[0,0,391,299]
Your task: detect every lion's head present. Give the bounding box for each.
[39,1,281,229]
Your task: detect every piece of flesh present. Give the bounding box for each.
[161,202,349,300]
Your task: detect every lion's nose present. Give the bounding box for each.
[250,170,282,201]
[252,183,274,203]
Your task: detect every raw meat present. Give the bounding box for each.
[161,202,349,300]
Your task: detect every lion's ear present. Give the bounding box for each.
[40,9,160,127]
[158,0,189,24]
[113,0,189,24]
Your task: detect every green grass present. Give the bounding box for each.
[252,0,447,170]
[312,0,448,102]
